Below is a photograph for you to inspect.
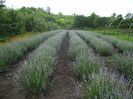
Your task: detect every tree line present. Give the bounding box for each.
[0,0,133,37]
[73,13,133,29]
[0,0,73,37]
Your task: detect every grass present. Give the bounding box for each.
[0,32,33,45]
[0,30,60,71]
[77,31,113,56]
[19,31,66,95]
[117,35,133,42]
[88,29,133,42]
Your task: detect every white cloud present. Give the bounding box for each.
[5,0,133,16]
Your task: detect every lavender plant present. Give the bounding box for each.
[0,30,60,71]
[77,31,113,56]
[19,31,66,95]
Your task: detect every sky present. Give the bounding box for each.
[5,0,133,17]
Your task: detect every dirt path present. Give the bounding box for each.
[0,55,28,99]
[43,32,80,99]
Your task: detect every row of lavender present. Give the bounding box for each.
[69,31,133,98]
[0,30,60,71]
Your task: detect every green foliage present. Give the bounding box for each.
[1,5,132,38]
[73,13,108,29]
[0,0,5,9]
[0,8,26,36]
[0,7,73,37]
[73,12,133,30]
[73,15,87,29]
[89,29,133,42]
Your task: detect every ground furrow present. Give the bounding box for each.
[44,32,80,99]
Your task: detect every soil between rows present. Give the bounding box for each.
[43,32,80,99]
[0,54,29,99]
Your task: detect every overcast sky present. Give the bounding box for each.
[5,0,133,17]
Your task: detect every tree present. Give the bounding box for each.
[88,13,99,28]
[123,13,133,28]
[0,0,5,9]
[73,15,87,29]
[112,14,123,28]
[46,6,51,14]
[72,13,77,16]
[125,13,133,19]
[58,12,63,16]
[111,13,116,18]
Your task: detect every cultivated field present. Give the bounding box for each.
[0,30,133,99]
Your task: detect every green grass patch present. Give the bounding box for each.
[88,29,133,42]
